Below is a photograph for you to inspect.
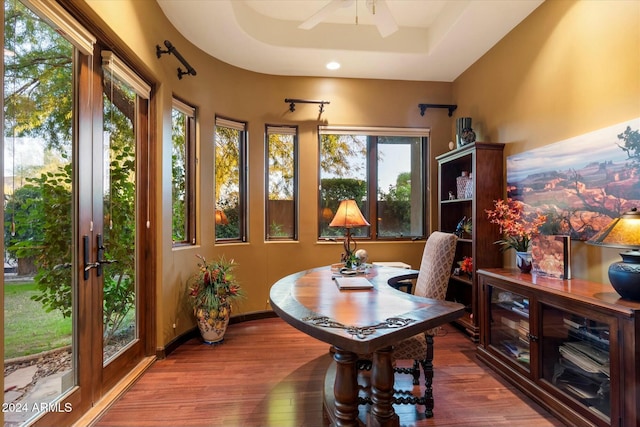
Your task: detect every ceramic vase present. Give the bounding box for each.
[515,251,533,273]
[196,303,230,344]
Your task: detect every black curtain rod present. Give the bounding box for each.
[284,98,330,113]
[156,40,197,79]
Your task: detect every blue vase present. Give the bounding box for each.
[515,251,532,273]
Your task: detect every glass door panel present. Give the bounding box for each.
[3,1,75,424]
[540,305,611,423]
[488,286,531,370]
[101,71,138,365]
[3,3,150,425]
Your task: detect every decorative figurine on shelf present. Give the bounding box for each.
[448,191,456,200]
[354,249,368,265]
[461,127,476,145]
[456,117,474,147]
[455,217,465,237]
[455,216,472,238]
[463,217,472,236]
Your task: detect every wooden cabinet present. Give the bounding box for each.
[477,268,640,427]
[436,142,504,341]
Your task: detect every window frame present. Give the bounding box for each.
[317,126,429,242]
[171,97,197,246]
[265,124,298,241]
[214,116,248,243]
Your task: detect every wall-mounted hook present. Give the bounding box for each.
[418,103,458,117]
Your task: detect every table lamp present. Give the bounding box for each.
[329,199,370,265]
[587,208,640,301]
[215,209,228,225]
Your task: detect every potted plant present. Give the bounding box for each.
[186,254,244,344]
[485,198,546,273]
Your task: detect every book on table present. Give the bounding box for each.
[334,277,374,290]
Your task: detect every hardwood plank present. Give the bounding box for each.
[94,318,562,426]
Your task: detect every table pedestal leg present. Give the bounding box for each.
[333,347,359,427]
[367,346,399,427]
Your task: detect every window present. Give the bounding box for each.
[265,125,298,240]
[171,98,196,245]
[214,116,247,242]
[318,126,428,240]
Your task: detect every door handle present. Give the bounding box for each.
[96,234,118,277]
[83,235,99,280]
[83,234,118,280]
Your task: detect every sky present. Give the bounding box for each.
[507,118,640,184]
[4,137,45,176]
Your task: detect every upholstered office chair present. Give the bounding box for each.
[391,231,457,417]
[363,231,457,417]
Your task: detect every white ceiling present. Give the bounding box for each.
[157,0,544,82]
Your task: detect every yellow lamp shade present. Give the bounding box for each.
[329,200,370,229]
[215,209,228,225]
[587,208,640,301]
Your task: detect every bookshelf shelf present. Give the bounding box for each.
[436,142,504,341]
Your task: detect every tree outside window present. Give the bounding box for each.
[171,99,196,245]
[3,0,145,362]
[319,127,427,240]
[214,117,247,242]
[266,125,297,240]
[377,136,425,237]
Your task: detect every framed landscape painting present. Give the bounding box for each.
[531,235,571,279]
[507,118,640,241]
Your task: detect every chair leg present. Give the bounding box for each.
[392,360,419,384]
[411,359,420,385]
[419,334,434,418]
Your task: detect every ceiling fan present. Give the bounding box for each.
[298,0,399,38]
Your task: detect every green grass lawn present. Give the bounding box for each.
[4,281,72,359]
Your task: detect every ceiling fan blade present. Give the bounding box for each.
[298,0,354,30]
[369,0,398,38]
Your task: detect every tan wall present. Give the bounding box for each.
[78,0,640,348]
[80,0,454,348]
[453,0,640,284]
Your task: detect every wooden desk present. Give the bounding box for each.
[269,266,465,427]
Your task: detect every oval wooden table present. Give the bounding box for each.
[269,265,465,427]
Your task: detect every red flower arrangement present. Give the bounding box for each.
[459,257,473,276]
[485,198,547,252]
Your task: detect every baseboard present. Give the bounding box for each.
[229,309,278,325]
[156,310,278,359]
[78,356,156,427]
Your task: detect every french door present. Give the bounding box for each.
[3,1,152,425]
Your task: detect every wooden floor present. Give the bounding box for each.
[94,317,563,427]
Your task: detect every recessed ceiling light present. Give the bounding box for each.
[326,61,340,70]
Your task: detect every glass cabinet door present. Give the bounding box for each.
[540,304,611,424]
[488,286,531,371]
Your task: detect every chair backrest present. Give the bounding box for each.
[414,231,458,300]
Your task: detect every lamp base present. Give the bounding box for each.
[608,250,640,301]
